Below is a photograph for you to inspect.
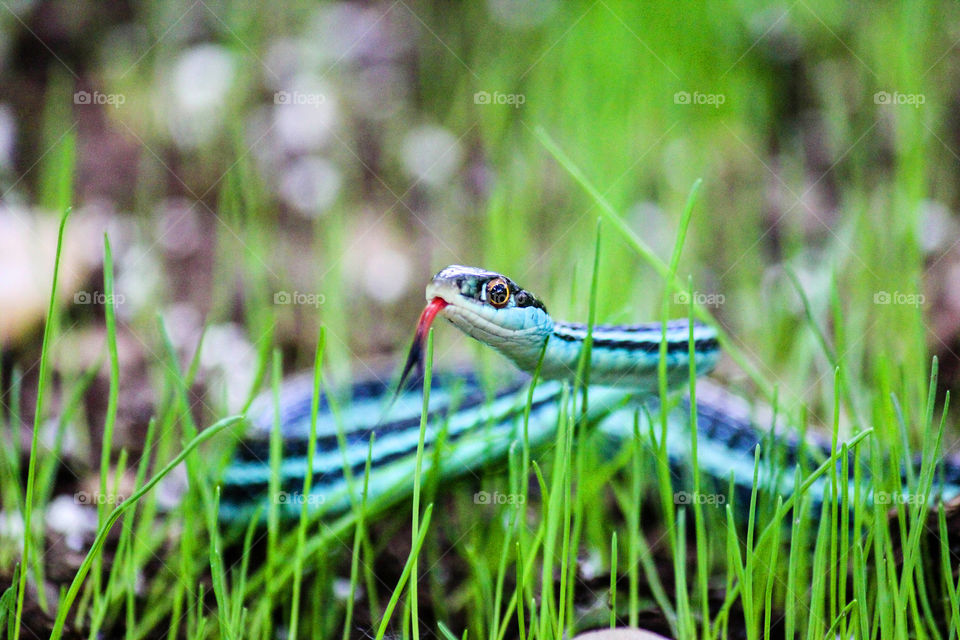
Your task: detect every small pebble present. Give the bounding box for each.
[163,44,235,148]
[0,510,24,545]
[400,125,463,187]
[278,155,342,217]
[361,247,411,304]
[487,0,559,29]
[572,629,670,640]
[0,103,14,170]
[46,495,99,552]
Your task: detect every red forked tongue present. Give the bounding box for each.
[396,297,448,393]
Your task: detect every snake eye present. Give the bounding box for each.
[486,277,510,308]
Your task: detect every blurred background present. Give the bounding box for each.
[2,0,960,536]
[5,1,960,636]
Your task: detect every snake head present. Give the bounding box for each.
[428,265,546,312]
[398,265,554,391]
[426,265,550,337]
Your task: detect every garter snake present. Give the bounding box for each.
[219,265,960,522]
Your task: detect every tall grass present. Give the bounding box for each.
[3,1,960,638]
[12,207,70,640]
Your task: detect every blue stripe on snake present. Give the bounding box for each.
[217,367,960,523]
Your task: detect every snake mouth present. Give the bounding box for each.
[415,296,449,345]
[397,296,448,391]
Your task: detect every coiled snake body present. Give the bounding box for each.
[219,265,960,522]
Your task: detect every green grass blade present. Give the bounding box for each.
[289,327,325,640]
[410,329,435,640]
[609,531,617,629]
[49,415,243,639]
[93,235,121,607]
[532,126,772,400]
[14,207,71,640]
[343,432,376,640]
[374,504,434,640]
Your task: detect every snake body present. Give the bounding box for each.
[219,265,960,522]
